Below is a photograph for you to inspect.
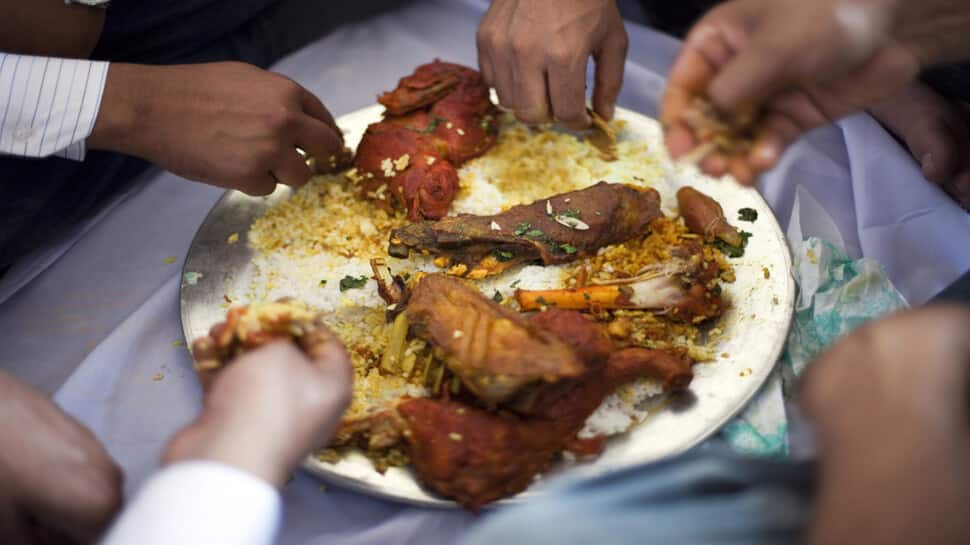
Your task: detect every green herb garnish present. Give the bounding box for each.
[714,230,753,258]
[561,209,582,219]
[492,291,504,303]
[737,208,758,222]
[712,284,722,296]
[525,229,545,239]
[339,275,368,291]
[319,279,327,287]
[559,243,578,254]
[514,222,532,236]
[494,250,514,262]
[422,116,446,134]
[510,279,521,289]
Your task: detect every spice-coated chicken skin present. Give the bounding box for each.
[353,61,498,220]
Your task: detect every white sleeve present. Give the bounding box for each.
[0,53,109,161]
[99,461,282,545]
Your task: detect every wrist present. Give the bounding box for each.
[164,426,289,489]
[87,63,148,154]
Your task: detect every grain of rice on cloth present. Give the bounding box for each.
[244,112,731,447]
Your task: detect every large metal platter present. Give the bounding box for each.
[180,104,795,508]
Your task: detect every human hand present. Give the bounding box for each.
[164,333,353,488]
[89,62,351,196]
[799,306,970,545]
[867,82,970,210]
[660,0,970,185]
[0,372,122,545]
[477,0,628,128]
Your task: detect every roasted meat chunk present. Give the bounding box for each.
[354,61,498,220]
[396,331,690,509]
[407,274,585,405]
[389,182,663,278]
[676,186,742,247]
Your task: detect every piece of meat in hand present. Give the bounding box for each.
[190,299,334,390]
[407,274,585,405]
[389,182,663,278]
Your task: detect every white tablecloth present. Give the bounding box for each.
[1,1,968,544]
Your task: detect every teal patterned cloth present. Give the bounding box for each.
[720,237,907,456]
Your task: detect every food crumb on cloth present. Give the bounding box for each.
[183,271,203,285]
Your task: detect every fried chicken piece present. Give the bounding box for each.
[528,309,615,367]
[354,61,498,220]
[676,186,742,247]
[396,336,689,509]
[407,274,585,405]
[606,347,693,392]
[389,182,663,278]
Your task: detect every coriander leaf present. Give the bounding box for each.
[561,209,582,219]
[713,231,752,258]
[510,279,521,288]
[513,222,532,236]
[559,243,578,254]
[494,250,514,262]
[525,229,545,238]
[737,208,758,222]
[319,279,327,287]
[492,291,504,303]
[339,275,368,291]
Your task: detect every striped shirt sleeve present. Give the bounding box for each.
[0,53,109,161]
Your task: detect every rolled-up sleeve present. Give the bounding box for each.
[0,53,109,161]
[100,461,282,545]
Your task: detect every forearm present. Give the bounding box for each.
[0,0,105,59]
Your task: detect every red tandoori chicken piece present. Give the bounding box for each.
[397,315,692,509]
[354,61,498,220]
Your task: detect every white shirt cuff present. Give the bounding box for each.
[0,53,109,161]
[100,461,282,545]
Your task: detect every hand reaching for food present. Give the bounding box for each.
[88,62,351,196]
[476,0,628,128]
[660,0,970,186]
[866,82,970,210]
[168,325,352,488]
[0,372,122,545]
[800,305,970,545]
